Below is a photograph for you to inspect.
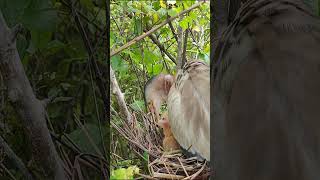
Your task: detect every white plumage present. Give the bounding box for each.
[144,60,210,160]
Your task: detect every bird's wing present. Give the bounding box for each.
[168,60,210,160]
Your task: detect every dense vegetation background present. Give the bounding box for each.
[0,0,108,179]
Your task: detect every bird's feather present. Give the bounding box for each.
[213,0,320,179]
[168,61,210,160]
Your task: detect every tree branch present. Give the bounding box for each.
[110,67,132,124]
[176,17,184,71]
[168,20,178,42]
[0,11,66,179]
[182,27,189,67]
[146,32,176,64]
[69,0,108,125]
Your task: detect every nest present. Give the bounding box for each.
[111,109,211,179]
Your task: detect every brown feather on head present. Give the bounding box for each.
[163,74,174,95]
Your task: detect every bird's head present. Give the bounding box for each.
[144,74,174,121]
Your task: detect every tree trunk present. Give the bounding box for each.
[0,11,66,180]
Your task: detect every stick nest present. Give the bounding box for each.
[111,109,211,179]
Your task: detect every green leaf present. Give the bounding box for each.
[0,0,28,27]
[45,40,66,55]
[199,18,207,26]
[152,13,160,23]
[110,166,139,180]
[130,100,145,112]
[157,8,167,16]
[65,124,107,154]
[133,17,142,35]
[16,35,29,59]
[111,55,128,73]
[80,0,94,10]
[22,0,57,32]
[30,30,52,50]
[189,11,197,20]
[48,87,61,99]
[179,18,189,30]
[184,0,196,8]
[153,63,163,74]
[160,27,170,35]
[144,50,157,65]
[110,32,115,47]
[143,151,149,161]
[152,1,161,10]
[129,50,142,64]
[168,8,177,17]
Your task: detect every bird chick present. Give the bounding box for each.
[158,112,180,152]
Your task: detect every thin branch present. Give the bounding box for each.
[60,0,104,32]
[69,0,108,124]
[110,2,205,57]
[110,66,132,124]
[168,20,178,42]
[176,17,184,70]
[146,32,176,64]
[161,51,172,75]
[182,27,189,67]
[0,163,17,180]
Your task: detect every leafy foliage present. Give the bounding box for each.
[110,166,140,180]
[0,0,108,178]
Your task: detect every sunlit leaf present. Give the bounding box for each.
[160,0,166,8]
[168,8,177,17]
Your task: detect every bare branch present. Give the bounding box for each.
[110,66,132,124]
[176,17,184,71]
[146,33,176,64]
[168,21,178,42]
[182,28,189,67]
[68,0,108,126]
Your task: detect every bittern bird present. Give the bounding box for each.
[212,0,320,180]
[145,60,210,160]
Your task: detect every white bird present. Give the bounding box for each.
[145,60,210,160]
